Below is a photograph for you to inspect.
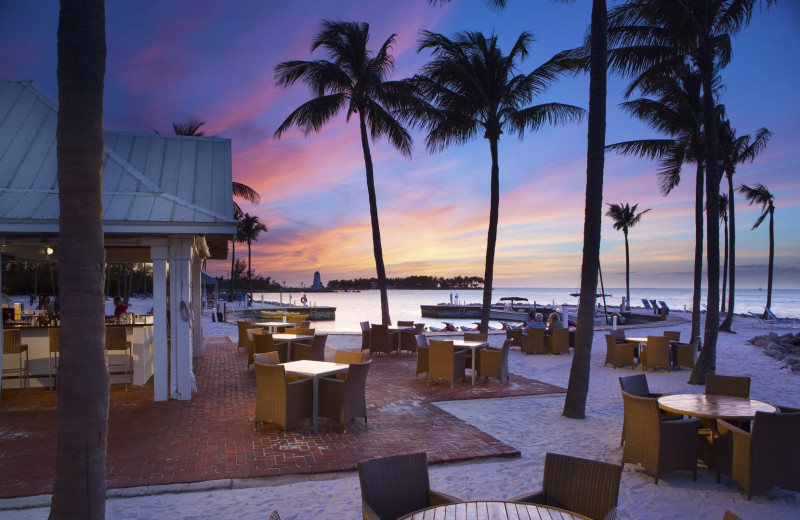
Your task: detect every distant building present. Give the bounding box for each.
[310,271,324,290]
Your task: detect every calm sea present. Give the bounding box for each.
[250,287,800,332]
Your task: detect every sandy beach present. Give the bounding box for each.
[0,309,797,519]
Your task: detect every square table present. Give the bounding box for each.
[452,339,489,384]
[388,326,414,354]
[272,333,314,360]
[254,321,297,333]
[281,360,349,433]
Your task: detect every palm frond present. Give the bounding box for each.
[274,93,348,138]
[172,118,206,136]
[364,100,413,157]
[232,181,260,204]
[505,103,585,138]
[606,139,675,160]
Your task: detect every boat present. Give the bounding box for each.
[421,296,554,323]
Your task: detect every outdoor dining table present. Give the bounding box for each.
[281,360,349,434]
[388,326,414,353]
[626,336,678,369]
[657,394,778,422]
[271,333,314,361]
[452,339,489,385]
[253,321,297,333]
[398,501,590,520]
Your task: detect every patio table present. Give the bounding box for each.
[452,339,489,385]
[271,333,313,361]
[658,394,777,422]
[281,360,349,434]
[398,501,590,520]
[253,321,297,333]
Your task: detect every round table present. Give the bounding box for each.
[398,501,591,520]
[657,394,777,421]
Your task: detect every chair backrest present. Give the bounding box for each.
[413,323,426,334]
[641,299,652,309]
[618,374,650,397]
[429,339,455,366]
[498,339,511,363]
[236,320,252,347]
[334,350,366,365]
[541,452,622,520]
[749,411,800,494]
[551,328,570,353]
[296,327,315,336]
[358,452,431,520]
[506,328,523,346]
[360,321,371,332]
[253,332,276,353]
[645,335,670,369]
[663,330,681,342]
[611,329,626,343]
[605,334,617,350]
[48,328,60,353]
[525,327,545,354]
[706,374,750,399]
[105,327,128,351]
[464,332,487,342]
[415,334,429,348]
[397,320,414,327]
[344,359,371,391]
[620,391,661,439]
[370,324,392,353]
[309,333,328,361]
[287,316,305,325]
[254,351,280,365]
[254,362,287,399]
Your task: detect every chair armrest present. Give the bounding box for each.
[453,349,467,364]
[361,500,381,520]
[428,489,462,506]
[604,506,621,520]
[506,490,546,504]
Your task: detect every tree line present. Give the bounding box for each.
[326,275,483,290]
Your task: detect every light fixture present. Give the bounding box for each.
[46,247,54,256]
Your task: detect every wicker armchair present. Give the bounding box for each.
[318,360,371,428]
[370,324,398,356]
[603,334,636,368]
[706,374,750,398]
[477,339,511,384]
[358,452,461,520]
[427,339,466,387]
[397,320,415,327]
[506,328,523,349]
[523,327,546,355]
[673,337,699,370]
[295,326,315,337]
[618,375,682,446]
[360,321,371,351]
[546,328,570,355]
[663,330,681,342]
[399,330,417,356]
[641,335,671,371]
[236,320,252,350]
[253,362,313,432]
[254,351,280,365]
[415,335,430,378]
[508,452,622,520]
[334,350,368,364]
[292,333,327,361]
[714,411,800,500]
[252,332,289,366]
[620,391,699,483]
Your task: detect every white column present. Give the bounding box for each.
[191,250,204,359]
[169,235,193,400]
[151,245,169,401]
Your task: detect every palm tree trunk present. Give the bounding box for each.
[721,215,728,313]
[230,240,235,299]
[623,230,630,310]
[720,173,736,331]
[479,138,501,333]
[51,0,108,517]
[359,113,390,325]
[691,162,704,343]
[563,0,606,419]
[689,57,720,385]
[766,208,774,311]
[247,239,253,306]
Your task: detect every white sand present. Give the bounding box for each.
[1,311,797,519]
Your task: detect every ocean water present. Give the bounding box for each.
[249,287,800,332]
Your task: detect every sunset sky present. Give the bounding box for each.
[2,1,798,289]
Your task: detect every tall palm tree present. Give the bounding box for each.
[52,0,108,517]
[274,20,419,325]
[239,213,268,305]
[737,183,776,314]
[230,211,246,300]
[605,203,651,311]
[719,192,729,312]
[718,120,772,330]
[407,30,584,333]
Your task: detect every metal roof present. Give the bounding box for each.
[0,78,237,235]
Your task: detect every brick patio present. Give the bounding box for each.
[0,337,564,498]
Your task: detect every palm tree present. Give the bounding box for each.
[51,0,108,517]
[274,20,419,325]
[605,203,651,311]
[239,213,268,305]
[230,212,246,300]
[719,192,729,313]
[408,30,584,333]
[737,183,776,314]
[718,120,772,331]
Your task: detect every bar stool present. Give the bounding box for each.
[105,327,132,390]
[2,329,30,393]
[48,327,60,391]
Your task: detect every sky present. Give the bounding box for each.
[1,1,798,289]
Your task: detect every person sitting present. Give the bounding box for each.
[113,297,129,316]
[546,312,564,332]
[525,313,546,331]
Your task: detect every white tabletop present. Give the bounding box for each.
[281,360,349,377]
[254,321,296,328]
[452,340,489,348]
[272,333,313,342]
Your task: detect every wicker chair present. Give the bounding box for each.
[292,333,327,361]
[2,329,29,393]
[603,334,636,368]
[477,339,511,384]
[673,337,699,370]
[706,374,750,398]
[252,332,289,366]
[357,452,461,520]
[463,332,487,342]
[523,327,546,355]
[722,511,742,520]
[399,330,417,356]
[546,328,570,355]
[415,335,430,378]
[397,320,415,327]
[714,411,800,500]
[620,391,699,483]
[360,321,371,352]
[427,339,466,387]
[106,327,132,390]
[254,351,280,365]
[641,335,671,371]
[370,324,398,356]
[508,452,622,520]
[663,330,681,342]
[295,326,315,337]
[506,328,523,349]
[253,362,313,432]
[618,374,682,446]
[319,360,371,429]
[236,320,253,350]
[334,350,368,365]
[611,329,626,343]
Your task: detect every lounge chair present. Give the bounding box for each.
[649,300,659,314]
[641,299,652,310]
[764,308,795,328]
[658,301,670,314]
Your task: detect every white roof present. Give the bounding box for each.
[0,78,237,235]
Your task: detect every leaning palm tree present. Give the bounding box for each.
[737,183,776,314]
[718,120,772,331]
[239,213,268,305]
[52,0,108,516]
[274,20,419,325]
[605,203,651,311]
[407,30,584,333]
[719,192,729,313]
[230,212,246,300]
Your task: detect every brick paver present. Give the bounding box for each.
[0,337,564,498]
